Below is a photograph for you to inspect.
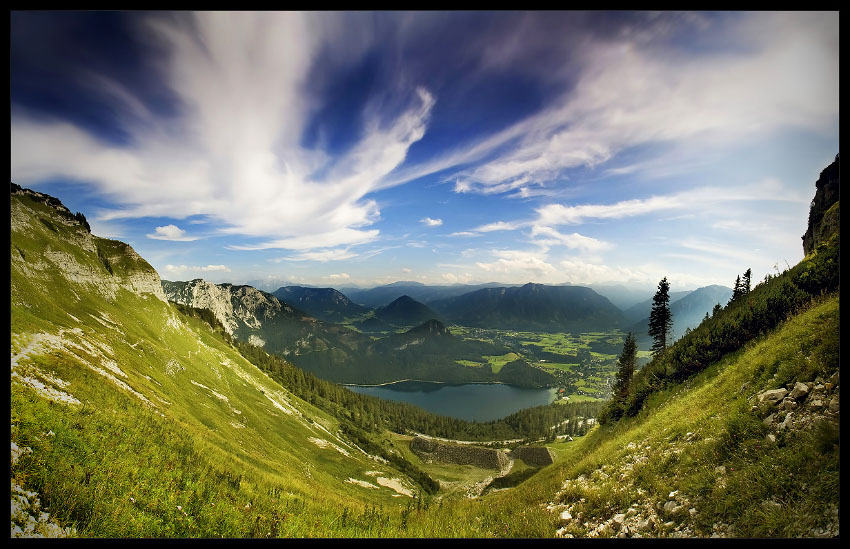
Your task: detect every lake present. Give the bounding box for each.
[344,381,558,422]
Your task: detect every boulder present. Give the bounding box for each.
[559,510,572,523]
[612,513,626,530]
[781,399,798,411]
[789,382,812,400]
[757,388,788,404]
[828,396,839,413]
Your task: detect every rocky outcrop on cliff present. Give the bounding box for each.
[802,154,840,256]
[162,279,301,336]
[10,184,166,303]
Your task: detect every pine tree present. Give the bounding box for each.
[742,268,752,296]
[648,277,673,356]
[729,274,743,304]
[612,333,637,410]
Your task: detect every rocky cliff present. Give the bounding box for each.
[802,154,840,256]
[10,184,166,303]
[162,279,300,337]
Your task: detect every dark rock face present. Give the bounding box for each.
[410,436,509,470]
[510,445,554,467]
[802,154,840,256]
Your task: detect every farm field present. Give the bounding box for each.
[448,326,634,402]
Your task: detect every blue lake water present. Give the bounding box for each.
[345,381,558,422]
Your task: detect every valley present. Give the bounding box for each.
[9,152,840,538]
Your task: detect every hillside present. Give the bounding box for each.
[430,283,624,332]
[272,286,371,324]
[10,185,436,536]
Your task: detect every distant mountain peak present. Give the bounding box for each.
[405,319,451,337]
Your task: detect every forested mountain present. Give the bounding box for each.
[429,283,625,332]
[272,285,371,324]
[373,295,444,327]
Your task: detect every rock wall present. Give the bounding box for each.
[802,154,840,256]
[510,445,554,467]
[162,279,296,337]
[11,185,166,303]
[410,436,510,470]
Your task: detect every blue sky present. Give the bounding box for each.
[11,11,839,292]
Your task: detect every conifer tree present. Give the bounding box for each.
[648,277,673,356]
[742,268,752,296]
[612,333,637,410]
[729,274,743,304]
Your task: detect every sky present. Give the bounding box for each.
[10,11,839,292]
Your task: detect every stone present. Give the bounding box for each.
[814,383,826,392]
[663,501,678,514]
[808,399,824,409]
[612,514,626,529]
[779,413,793,430]
[781,399,798,411]
[763,414,775,426]
[757,388,787,404]
[789,382,812,400]
[766,433,776,443]
[668,490,678,498]
[689,508,697,517]
[715,465,726,475]
[828,396,839,413]
[559,510,572,523]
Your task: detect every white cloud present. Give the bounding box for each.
[327,273,351,280]
[147,224,199,241]
[10,12,434,254]
[529,226,613,253]
[164,264,231,274]
[276,248,358,262]
[389,12,838,195]
[475,250,557,280]
[420,217,443,227]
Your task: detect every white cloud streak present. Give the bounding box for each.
[11,12,434,254]
[420,217,443,227]
[390,12,838,195]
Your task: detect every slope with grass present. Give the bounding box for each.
[11,186,436,537]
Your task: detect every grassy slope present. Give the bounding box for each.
[10,192,426,537]
[463,294,839,538]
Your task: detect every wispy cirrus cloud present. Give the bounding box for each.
[389,12,838,197]
[11,12,434,254]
